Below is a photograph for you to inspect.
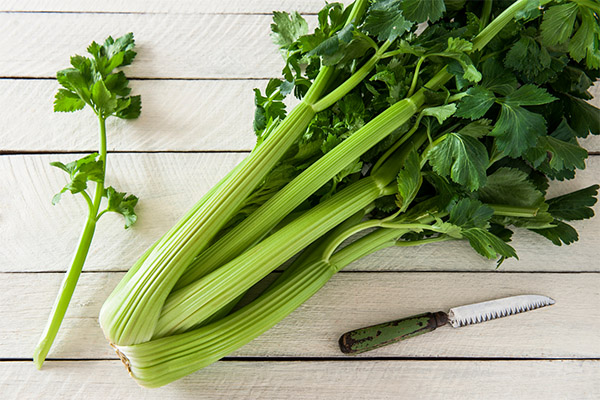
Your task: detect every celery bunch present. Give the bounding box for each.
[97,0,599,387]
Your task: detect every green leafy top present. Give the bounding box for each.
[248,0,600,265]
[55,33,141,119]
[51,34,140,230]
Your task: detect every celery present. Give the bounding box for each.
[97,0,600,388]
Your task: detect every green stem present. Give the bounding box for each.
[371,112,425,175]
[313,40,392,112]
[447,92,467,103]
[154,177,386,338]
[480,0,493,31]
[473,0,551,52]
[33,218,97,369]
[113,198,538,386]
[407,56,426,97]
[395,235,454,247]
[80,190,94,213]
[488,204,539,218]
[322,219,384,262]
[33,115,107,369]
[420,133,447,168]
[356,30,379,51]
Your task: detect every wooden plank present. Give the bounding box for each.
[0,13,307,79]
[1,272,597,359]
[0,1,325,14]
[1,153,599,272]
[0,79,260,152]
[1,360,597,399]
[0,79,596,152]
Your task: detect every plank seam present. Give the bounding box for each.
[1,357,599,362]
[1,150,598,156]
[0,77,277,81]
[0,150,252,156]
[6,269,600,274]
[2,270,599,274]
[0,11,320,16]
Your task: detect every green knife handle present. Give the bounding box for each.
[339,311,448,354]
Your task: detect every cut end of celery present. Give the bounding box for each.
[32,348,45,370]
[110,342,133,375]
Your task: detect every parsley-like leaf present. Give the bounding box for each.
[461,227,518,262]
[50,153,104,205]
[396,148,422,212]
[54,89,86,112]
[421,104,457,125]
[271,11,308,50]
[455,86,496,120]
[448,198,494,229]
[103,187,139,229]
[568,8,600,69]
[54,33,141,120]
[540,2,579,46]
[400,0,446,23]
[428,132,489,191]
[531,220,579,246]
[561,95,600,138]
[535,135,588,171]
[490,85,556,158]
[362,0,413,42]
[546,185,599,221]
[477,168,544,208]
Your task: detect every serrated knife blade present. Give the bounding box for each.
[448,294,555,328]
[339,294,555,354]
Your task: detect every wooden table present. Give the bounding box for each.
[1,1,599,398]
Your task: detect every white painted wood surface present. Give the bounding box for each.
[1,3,598,399]
[1,272,598,359]
[0,0,326,14]
[2,360,598,400]
[0,13,318,78]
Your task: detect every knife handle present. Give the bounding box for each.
[339,311,448,354]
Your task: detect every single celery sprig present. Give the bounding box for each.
[33,33,141,369]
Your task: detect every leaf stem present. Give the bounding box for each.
[371,111,425,175]
[395,235,454,247]
[81,190,94,213]
[488,204,539,218]
[33,217,97,369]
[313,40,392,112]
[96,209,109,221]
[480,0,493,30]
[407,56,426,97]
[33,115,107,369]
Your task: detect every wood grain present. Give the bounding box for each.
[0,79,597,152]
[2,272,597,359]
[0,0,325,14]
[2,153,598,273]
[0,13,312,79]
[1,360,597,399]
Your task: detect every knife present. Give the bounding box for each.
[339,294,555,354]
